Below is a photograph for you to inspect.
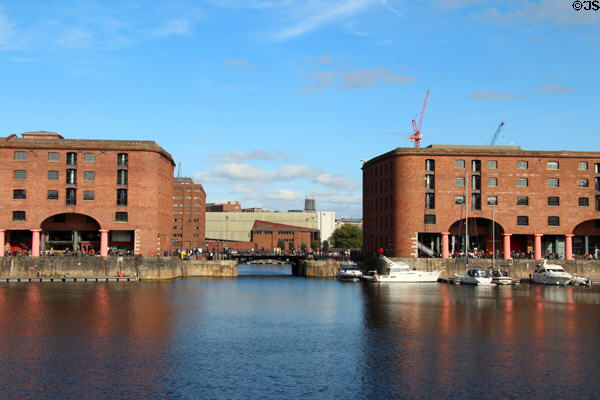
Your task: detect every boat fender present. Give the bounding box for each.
[476,251,483,257]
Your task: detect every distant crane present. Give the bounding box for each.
[410,90,430,148]
[488,121,505,145]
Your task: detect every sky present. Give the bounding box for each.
[0,1,598,218]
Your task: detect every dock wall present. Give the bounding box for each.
[295,260,341,278]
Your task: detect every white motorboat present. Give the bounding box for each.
[491,269,512,285]
[570,276,592,286]
[454,268,493,285]
[530,261,572,286]
[374,256,442,283]
[336,262,362,282]
[362,270,378,282]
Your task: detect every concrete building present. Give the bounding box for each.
[363,144,600,259]
[317,211,336,241]
[1,132,175,256]
[335,218,363,230]
[172,177,206,251]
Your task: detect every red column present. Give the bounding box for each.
[534,234,543,260]
[0,229,5,257]
[565,234,574,260]
[441,232,450,259]
[100,229,109,257]
[31,229,41,257]
[503,233,512,260]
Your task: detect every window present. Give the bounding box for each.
[425,159,435,172]
[424,214,436,225]
[117,189,128,206]
[48,152,59,161]
[579,161,588,170]
[66,169,77,185]
[425,193,435,209]
[455,195,465,205]
[517,178,528,187]
[596,163,600,174]
[487,196,498,206]
[455,160,465,169]
[13,170,26,180]
[487,160,497,169]
[117,169,128,186]
[48,170,58,180]
[488,177,497,187]
[14,151,27,161]
[115,212,128,222]
[579,197,588,207]
[547,178,559,187]
[425,174,435,190]
[12,211,25,221]
[471,160,481,173]
[84,153,95,162]
[47,190,58,200]
[517,196,529,206]
[596,177,600,191]
[84,171,95,181]
[596,195,600,211]
[472,175,481,190]
[548,216,560,226]
[66,152,77,166]
[517,161,528,169]
[548,196,560,206]
[117,153,128,167]
[547,161,559,170]
[472,193,481,210]
[66,188,76,205]
[455,177,465,186]
[83,190,94,200]
[13,189,26,199]
[579,179,589,188]
[517,216,529,226]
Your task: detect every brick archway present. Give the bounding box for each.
[40,213,101,254]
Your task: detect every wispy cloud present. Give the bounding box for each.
[152,19,193,38]
[309,54,336,64]
[265,188,304,201]
[225,57,251,68]
[210,149,292,162]
[302,69,413,92]
[469,91,522,101]
[536,84,573,94]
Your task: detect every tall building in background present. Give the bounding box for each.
[304,197,316,212]
[172,177,206,251]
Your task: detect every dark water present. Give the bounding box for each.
[0,265,599,399]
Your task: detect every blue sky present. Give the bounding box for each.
[1,1,598,218]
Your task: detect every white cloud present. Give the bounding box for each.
[225,57,251,68]
[302,69,413,92]
[469,91,522,101]
[0,12,16,49]
[536,84,573,94]
[210,149,292,162]
[152,19,193,37]
[264,188,304,200]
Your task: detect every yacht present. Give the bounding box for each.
[530,261,572,286]
[454,268,493,285]
[336,262,362,282]
[491,268,513,285]
[374,256,442,283]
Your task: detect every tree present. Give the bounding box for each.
[322,240,329,252]
[277,239,285,250]
[311,240,320,251]
[288,240,295,251]
[330,224,363,249]
[300,242,307,251]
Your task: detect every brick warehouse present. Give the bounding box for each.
[0,132,177,256]
[172,177,206,251]
[363,144,600,259]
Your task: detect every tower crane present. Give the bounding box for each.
[410,90,429,148]
[489,121,505,145]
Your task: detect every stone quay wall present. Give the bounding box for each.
[295,260,341,278]
[0,257,237,280]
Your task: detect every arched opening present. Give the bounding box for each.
[40,213,101,254]
[572,219,600,258]
[448,217,505,257]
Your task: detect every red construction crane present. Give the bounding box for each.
[410,89,429,148]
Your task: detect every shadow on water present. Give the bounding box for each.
[237,263,292,276]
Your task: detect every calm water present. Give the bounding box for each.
[0,264,599,399]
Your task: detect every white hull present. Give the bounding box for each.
[455,268,493,285]
[492,276,512,285]
[531,274,571,286]
[336,263,362,282]
[377,270,442,283]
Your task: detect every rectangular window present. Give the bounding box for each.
[472,193,481,210]
[13,170,26,180]
[548,196,560,206]
[13,189,26,199]
[517,216,529,226]
[48,170,58,180]
[425,174,435,190]
[47,190,58,200]
[425,159,435,172]
[48,152,59,162]
[455,160,465,169]
[578,161,588,170]
[117,189,128,206]
[117,153,128,167]
[488,177,497,187]
[472,175,481,190]
[547,161,559,170]
[579,197,589,207]
[115,212,128,222]
[66,188,76,206]
[517,196,529,206]
[596,163,600,174]
[424,214,436,225]
[578,179,589,188]
[83,153,95,162]
[455,177,465,187]
[548,216,560,226]
[596,177,600,191]
[425,193,435,209]
[14,151,27,161]
[471,160,481,173]
[83,190,94,200]
[517,161,528,169]
[455,195,465,205]
[66,169,77,185]
[12,211,25,221]
[117,169,128,186]
[596,195,600,212]
[548,178,559,187]
[517,178,528,187]
[487,196,498,206]
[83,171,95,181]
[66,152,77,166]
[487,160,497,169]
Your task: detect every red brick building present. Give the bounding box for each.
[172,177,206,251]
[251,220,319,251]
[363,145,600,259]
[206,201,241,212]
[0,132,175,256]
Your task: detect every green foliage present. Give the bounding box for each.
[277,239,285,250]
[322,240,329,252]
[330,224,363,249]
[300,242,307,251]
[288,240,295,250]
[311,240,319,250]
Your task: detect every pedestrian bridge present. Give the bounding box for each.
[231,254,308,269]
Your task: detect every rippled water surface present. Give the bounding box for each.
[1,265,599,399]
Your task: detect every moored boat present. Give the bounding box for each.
[455,268,493,285]
[491,268,512,285]
[530,261,572,286]
[336,262,362,282]
[374,256,442,283]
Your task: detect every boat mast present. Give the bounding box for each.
[465,168,469,268]
[492,204,495,269]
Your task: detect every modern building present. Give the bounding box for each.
[317,211,336,241]
[250,220,319,251]
[1,132,175,256]
[172,177,206,251]
[363,144,600,259]
[206,201,241,212]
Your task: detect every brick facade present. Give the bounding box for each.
[206,201,241,212]
[251,220,319,251]
[172,177,206,251]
